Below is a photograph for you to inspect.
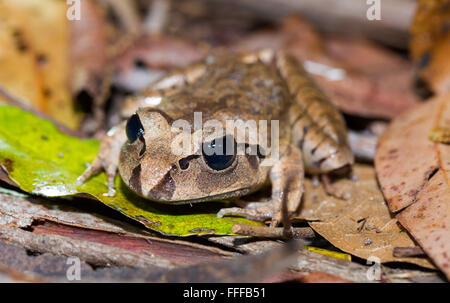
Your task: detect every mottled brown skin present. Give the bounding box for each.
[77,50,354,226]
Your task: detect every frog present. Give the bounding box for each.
[76,50,354,227]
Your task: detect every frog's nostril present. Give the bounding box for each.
[179,159,189,170]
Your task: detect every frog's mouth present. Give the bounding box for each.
[149,187,255,205]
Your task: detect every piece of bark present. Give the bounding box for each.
[0,233,302,283]
[0,226,175,269]
[208,236,373,282]
[9,238,301,283]
[0,192,234,265]
[33,221,233,265]
[0,240,92,281]
[208,236,446,283]
[0,264,44,283]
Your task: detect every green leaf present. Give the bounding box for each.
[0,105,262,236]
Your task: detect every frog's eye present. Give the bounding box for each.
[202,136,236,171]
[126,114,144,143]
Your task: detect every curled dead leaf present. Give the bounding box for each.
[375,94,450,279]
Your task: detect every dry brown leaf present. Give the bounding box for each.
[375,94,450,279]
[0,16,43,110]
[410,0,450,93]
[296,164,435,269]
[375,101,440,212]
[0,0,82,129]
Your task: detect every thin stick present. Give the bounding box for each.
[393,247,426,258]
[232,224,315,240]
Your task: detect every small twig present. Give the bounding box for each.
[393,247,426,258]
[357,218,367,232]
[232,224,316,240]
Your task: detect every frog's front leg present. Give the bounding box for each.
[76,122,127,196]
[218,145,304,227]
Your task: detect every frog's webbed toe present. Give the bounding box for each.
[76,123,127,197]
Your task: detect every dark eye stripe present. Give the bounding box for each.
[126,113,144,143]
[129,164,142,194]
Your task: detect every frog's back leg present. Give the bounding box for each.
[276,53,354,174]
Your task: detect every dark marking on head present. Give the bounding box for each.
[138,136,146,158]
[147,169,176,200]
[129,164,142,194]
[179,155,200,170]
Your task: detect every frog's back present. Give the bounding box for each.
[160,56,291,124]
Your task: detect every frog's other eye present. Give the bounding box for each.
[202,136,236,171]
[126,114,144,143]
